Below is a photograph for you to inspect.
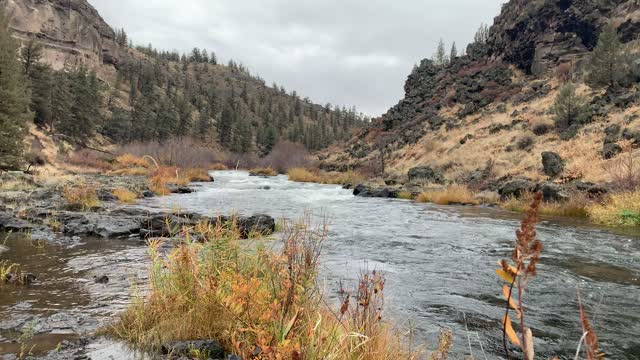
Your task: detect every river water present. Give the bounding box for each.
[1,170,639,359]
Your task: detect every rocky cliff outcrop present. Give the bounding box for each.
[1,0,121,70]
[487,0,640,74]
[368,0,640,136]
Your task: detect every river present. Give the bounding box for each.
[2,170,640,359]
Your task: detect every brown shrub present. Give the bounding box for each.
[118,137,223,168]
[224,152,259,170]
[113,188,138,204]
[63,183,100,211]
[259,141,310,173]
[604,141,640,192]
[64,149,113,171]
[555,62,573,83]
[183,168,213,182]
[249,167,278,177]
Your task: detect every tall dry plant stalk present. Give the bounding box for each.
[497,192,543,360]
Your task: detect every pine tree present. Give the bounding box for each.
[450,42,457,61]
[232,117,251,153]
[586,25,627,88]
[0,10,31,170]
[50,71,72,133]
[29,63,53,127]
[474,23,490,44]
[218,98,235,146]
[20,38,43,78]
[434,38,448,66]
[552,83,590,131]
[59,68,102,143]
[103,107,132,143]
[263,124,277,152]
[196,106,211,140]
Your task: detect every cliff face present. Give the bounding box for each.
[372,0,640,137]
[1,0,121,70]
[487,0,640,74]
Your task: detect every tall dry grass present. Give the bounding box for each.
[287,168,365,187]
[107,218,425,360]
[501,192,591,218]
[249,167,278,177]
[112,188,138,204]
[62,183,100,211]
[588,190,640,226]
[415,185,478,205]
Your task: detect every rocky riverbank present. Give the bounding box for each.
[349,152,611,214]
[0,171,276,359]
[0,171,276,243]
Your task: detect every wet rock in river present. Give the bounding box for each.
[167,185,195,194]
[162,339,224,359]
[94,216,141,238]
[353,184,398,198]
[4,272,37,285]
[0,211,33,232]
[141,212,275,239]
[93,275,109,284]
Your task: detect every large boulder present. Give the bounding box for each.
[574,181,609,196]
[541,151,565,177]
[353,185,398,198]
[499,179,536,199]
[603,142,622,159]
[236,215,276,237]
[407,166,444,184]
[0,211,33,232]
[94,216,142,238]
[536,182,569,202]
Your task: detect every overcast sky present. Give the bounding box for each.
[91,0,505,116]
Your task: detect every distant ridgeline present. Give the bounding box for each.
[0,0,367,156]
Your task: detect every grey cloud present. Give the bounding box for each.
[91,0,504,116]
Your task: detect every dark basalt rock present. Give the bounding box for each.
[167,185,194,194]
[603,142,622,159]
[408,166,445,184]
[574,181,608,196]
[541,151,565,178]
[499,179,536,199]
[536,182,569,202]
[0,212,33,232]
[353,185,398,199]
[162,339,224,359]
[485,0,623,74]
[93,275,109,284]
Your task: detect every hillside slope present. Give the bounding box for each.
[324,0,640,190]
[1,0,365,158]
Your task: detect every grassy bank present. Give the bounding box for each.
[107,219,428,359]
[287,168,365,188]
[588,190,640,226]
[410,184,640,228]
